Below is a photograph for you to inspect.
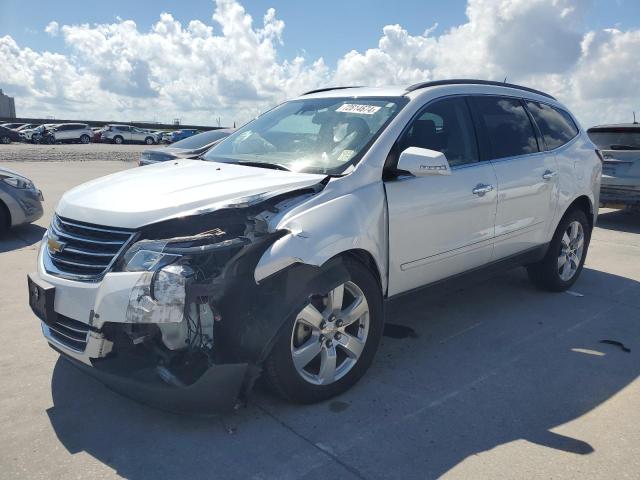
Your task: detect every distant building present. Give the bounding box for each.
[0,89,16,119]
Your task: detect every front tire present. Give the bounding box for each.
[264,259,383,403]
[144,136,154,145]
[527,208,591,292]
[80,134,90,144]
[113,136,124,145]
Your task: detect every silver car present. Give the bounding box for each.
[588,123,640,209]
[0,167,43,232]
[101,125,160,145]
[51,123,93,144]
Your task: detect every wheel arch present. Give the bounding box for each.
[562,195,595,232]
[0,198,12,228]
[332,248,383,293]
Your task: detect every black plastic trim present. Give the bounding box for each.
[301,86,363,96]
[405,79,556,100]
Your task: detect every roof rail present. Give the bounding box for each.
[405,79,556,100]
[301,86,363,96]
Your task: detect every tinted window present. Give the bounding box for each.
[526,101,578,150]
[400,97,478,167]
[472,96,539,159]
[587,130,640,150]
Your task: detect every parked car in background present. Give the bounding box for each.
[0,125,22,144]
[91,127,104,143]
[165,129,200,143]
[15,124,39,132]
[20,124,58,143]
[51,123,94,144]
[101,125,160,144]
[0,122,26,130]
[588,123,640,209]
[139,128,233,165]
[28,80,600,412]
[0,167,43,232]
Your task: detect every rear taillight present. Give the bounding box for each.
[595,149,604,163]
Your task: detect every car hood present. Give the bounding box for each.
[57,159,326,229]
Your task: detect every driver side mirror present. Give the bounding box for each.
[397,147,451,176]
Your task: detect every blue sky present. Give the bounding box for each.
[2,0,638,68]
[1,0,639,126]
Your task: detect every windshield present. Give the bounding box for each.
[203,97,407,174]
[172,130,230,149]
[589,130,640,150]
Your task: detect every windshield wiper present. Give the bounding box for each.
[233,161,291,171]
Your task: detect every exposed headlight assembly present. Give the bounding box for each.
[121,233,249,273]
[122,232,249,320]
[0,174,35,190]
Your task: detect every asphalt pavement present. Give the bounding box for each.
[0,157,639,479]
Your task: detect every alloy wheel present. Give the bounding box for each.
[558,220,584,281]
[290,281,369,385]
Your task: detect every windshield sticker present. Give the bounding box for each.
[337,149,355,162]
[336,104,381,115]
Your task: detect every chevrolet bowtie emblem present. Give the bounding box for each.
[47,237,66,254]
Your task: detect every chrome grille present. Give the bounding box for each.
[45,215,136,281]
[48,315,92,352]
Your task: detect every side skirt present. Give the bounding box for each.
[385,243,549,306]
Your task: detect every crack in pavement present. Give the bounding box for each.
[254,401,369,480]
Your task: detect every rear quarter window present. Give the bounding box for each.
[526,101,579,150]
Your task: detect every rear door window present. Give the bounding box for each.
[526,101,578,150]
[471,96,539,160]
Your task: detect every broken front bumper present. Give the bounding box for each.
[52,343,248,414]
[31,237,250,414]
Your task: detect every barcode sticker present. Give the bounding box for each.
[336,104,381,115]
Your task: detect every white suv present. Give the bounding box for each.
[28,80,601,413]
[51,123,93,144]
[101,125,160,144]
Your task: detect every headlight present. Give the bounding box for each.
[0,174,34,190]
[120,234,249,272]
[122,239,181,272]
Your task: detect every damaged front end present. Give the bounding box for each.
[64,186,324,414]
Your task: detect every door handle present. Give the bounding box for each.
[542,170,557,180]
[472,184,494,196]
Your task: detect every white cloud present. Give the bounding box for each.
[44,21,59,36]
[0,0,639,127]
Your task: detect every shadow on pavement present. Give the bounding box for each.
[596,208,640,234]
[46,267,640,479]
[0,223,46,253]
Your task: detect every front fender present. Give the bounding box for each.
[254,183,388,292]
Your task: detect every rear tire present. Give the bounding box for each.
[0,201,10,234]
[527,208,591,292]
[264,259,383,404]
[0,136,10,144]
